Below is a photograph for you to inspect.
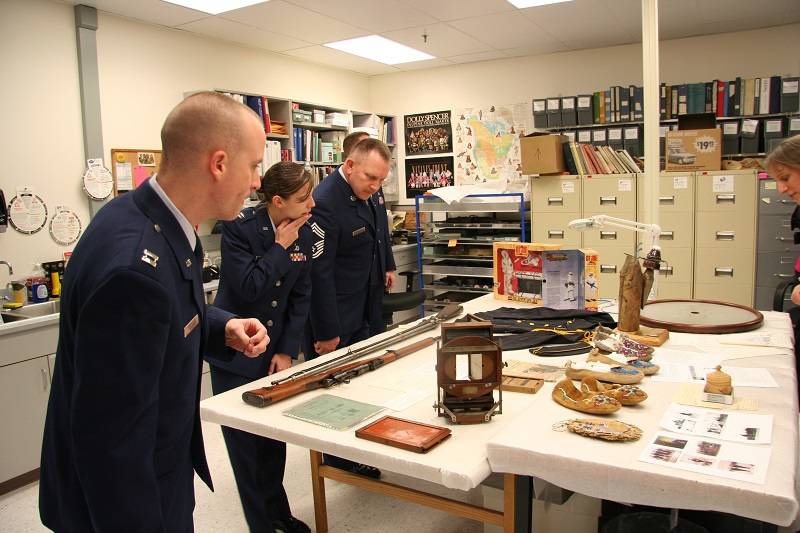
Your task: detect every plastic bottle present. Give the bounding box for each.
[28,263,49,303]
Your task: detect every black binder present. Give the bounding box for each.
[623,126,642,157]
[546,98,562,128]
[533,99,547,129]
[721,121,740,155]
[607,127,624,150]
[591,128,607,147]
[763,118,785,153]
[561,96,577,127]
[740,119,760,155]
[576,95,593,126]
[781,77,799,113]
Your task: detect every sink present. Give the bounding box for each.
[1,300,61,322]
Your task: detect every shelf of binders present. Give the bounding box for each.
[545,111,800,131]
[293,122,348,132]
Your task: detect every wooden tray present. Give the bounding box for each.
[355,416,451,453]
[640,299,763,334]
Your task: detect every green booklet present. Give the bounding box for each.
[283,393,385,431]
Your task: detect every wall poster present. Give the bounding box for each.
[404,156,455,198]
[404,111,452,156]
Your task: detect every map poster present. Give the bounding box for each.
[404,111,452,156]
[404,156,455,198]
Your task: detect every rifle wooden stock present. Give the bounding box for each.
[242,337,436,408]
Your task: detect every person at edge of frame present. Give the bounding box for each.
[38,91,270,532]
[765,133,800,399]
[206,161,315,533]
[304,133,396,479]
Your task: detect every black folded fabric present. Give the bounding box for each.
[472,307,617,351]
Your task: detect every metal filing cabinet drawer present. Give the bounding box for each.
[755,251,796,285]
[656,247,693,285]
[694,249,755,285]
[582,175,637,215]
[593,246,631,300]
[656,281,692,299]
[530,175,582,213]
[657,173,694,212]
[758,179,795,216]
[531,212,583,248]
[695,170,757,213]
[694,283,753,306]
[656,212,694,249]
[582,213,637,250]
[756,215,795,252]
[695,212,756,250]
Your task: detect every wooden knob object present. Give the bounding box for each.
[704,365,733,395]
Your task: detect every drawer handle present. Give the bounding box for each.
[715,231,735,241]
[780,257,794,264]
[775,273,795,278]
[660,231,674,240]
[716,194,736,204]
[777,236,794,242]
[600,264,617,273]
[41,368,49,391]
[600,231,617,240]
[661,266,674,275]
[548,230,564,238]
[781,199,794,204]
[714,267,734,277]
[659,196,675,205]
[600,196,617,205]
[547,197,564,206]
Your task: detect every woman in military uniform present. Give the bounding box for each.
[206,161,314,533]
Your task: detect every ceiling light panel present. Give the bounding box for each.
[324,35,434,65]
[162,0,269,15]
[507,0,572,8]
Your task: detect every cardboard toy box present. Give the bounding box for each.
[664,128,721,171]
[520,133,567,175]
[493,243,599,311]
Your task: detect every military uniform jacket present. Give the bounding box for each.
[39,183,234,532]
[208,205,312,379]
[309,169,395,341]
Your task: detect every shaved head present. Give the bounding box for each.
[160,91,260,171]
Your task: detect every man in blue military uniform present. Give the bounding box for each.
[306,137,396,478]
[39,92,270,532]
[207,161,314,533]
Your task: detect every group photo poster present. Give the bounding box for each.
[404,156,455,198]
[404,111,453,156]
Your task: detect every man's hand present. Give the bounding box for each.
[275,214,312,249]
[314,336,340,355]
[268,353,292,375]
[225,318,269,358]
[385,270,397,291]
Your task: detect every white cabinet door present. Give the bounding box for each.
[0,356,51,482]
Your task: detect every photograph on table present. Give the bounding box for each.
[404,110,452,155]
[404,156,455,197]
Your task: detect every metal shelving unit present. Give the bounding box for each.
[414,193,526,311]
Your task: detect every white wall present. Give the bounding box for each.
[0,0,370,287]
[368,23,800,203]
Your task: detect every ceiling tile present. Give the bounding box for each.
[70,0,207,27]
[176,17,311,51]
[399,0,515,22]
[521,0,633,49]
[449,11,562,50]
[393,58,453,71]
[502,41,568,58]
[382,23,492,58]
[694,0,800,24]
[221,0,367,44]
[445,50,509,65]
[282,45,401,75]
[284,0,437,32]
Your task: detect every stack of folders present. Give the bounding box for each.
[562,142,642,175]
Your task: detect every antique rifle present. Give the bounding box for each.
[242,337,437,408]
[270,303,463,386]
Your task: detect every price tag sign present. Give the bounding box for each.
[694,135,717,153]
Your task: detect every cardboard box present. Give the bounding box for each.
[493,243,599,311]
[665,128,721,171]
[520,133,567,175]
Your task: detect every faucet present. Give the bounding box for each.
[0,261,12,276]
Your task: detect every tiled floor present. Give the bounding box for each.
[0,421,483,532]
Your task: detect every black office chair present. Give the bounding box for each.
[382,270,424,329]
[773,275,800,312]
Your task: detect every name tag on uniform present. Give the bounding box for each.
[184,314,199,338]
[352,227,367,237]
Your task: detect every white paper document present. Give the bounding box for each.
[639,431,772,484]
[649,362,778,388]
[659,404,773,444]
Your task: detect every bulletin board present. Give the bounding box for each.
[110,148,162,196]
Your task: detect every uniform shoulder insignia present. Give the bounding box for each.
[310,221,325,259]
[141,249,159,268]
[237,207,256,221]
